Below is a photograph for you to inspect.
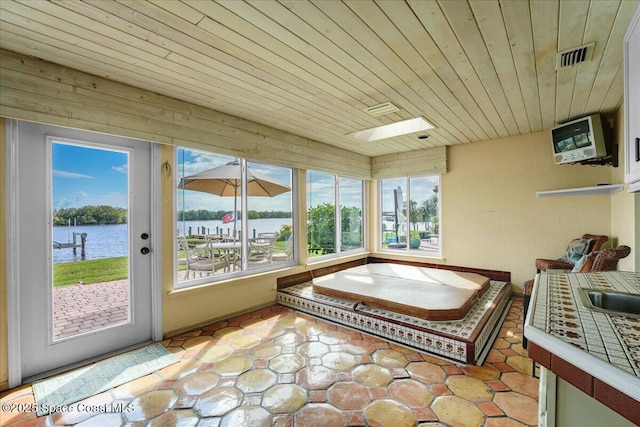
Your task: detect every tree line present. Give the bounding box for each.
[54,206,293,225]
[54,205,128,225]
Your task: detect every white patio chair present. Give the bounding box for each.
[178,236,229,278]
[248,236,276,265]
[272,234,293,262]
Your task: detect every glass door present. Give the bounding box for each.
[13,121,153,381]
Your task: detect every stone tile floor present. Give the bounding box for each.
[1,295,537,426]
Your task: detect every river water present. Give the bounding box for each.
[53,218,292,263]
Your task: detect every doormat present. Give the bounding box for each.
[32,343,179,416]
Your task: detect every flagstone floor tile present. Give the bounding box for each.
[327,381,371,410]
[1,296,540,426]
[322,351,358,371]
[126,390,178,422]
[294,403,343,427]
[445,375,493,402]
[364,399,417,427]
[352,364,393,387]
[499,372,539,398]
[175,372,220,396]
[430,382,453,396]
[297,365,336,390]
[493,392,539,425]
[406,361,447,383]
[262,384,307,413]
[431,395,486,426]
[477,400,506,417]
[372,349,410,368]
[235,369,277,393]
[220,406,272,427]
[194,386,243,417]
[388,378,434,407]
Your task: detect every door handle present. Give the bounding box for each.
[141,247,150,255]
[636,138,640,162]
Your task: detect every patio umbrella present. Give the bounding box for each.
[177,160,291,239]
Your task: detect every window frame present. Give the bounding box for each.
[174,149,297,289]
[306,171,367,263]
[378,174,441,258]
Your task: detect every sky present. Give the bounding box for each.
[380,176,440,215]
[51,143,438,214]
[177,148,294,212]
[52,142,129,209]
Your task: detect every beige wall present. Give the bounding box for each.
[442,129,614,288]
[371,128,619,289]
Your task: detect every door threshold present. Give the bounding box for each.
[22,340,154,385]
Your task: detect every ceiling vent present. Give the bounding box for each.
[363,102,400,117]
[556,43,595,70]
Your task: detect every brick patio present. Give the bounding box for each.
[53,280,129,340]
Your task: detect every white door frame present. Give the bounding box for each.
[5,119,163,388]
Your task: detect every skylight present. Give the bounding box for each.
[350,117,434,142]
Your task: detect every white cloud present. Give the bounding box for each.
[53,170,94,179]
[111,164,128,174]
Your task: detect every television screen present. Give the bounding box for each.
[552,120,592,153]
[550,114,608,164]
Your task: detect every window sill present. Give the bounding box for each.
[307,248,368,264]
[373,250,445,263]
[169,263,297,297]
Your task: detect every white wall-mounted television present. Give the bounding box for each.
[551,114,608,165]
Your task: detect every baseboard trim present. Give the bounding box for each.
[163,301,275,339]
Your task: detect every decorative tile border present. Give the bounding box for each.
[278,280,511,365]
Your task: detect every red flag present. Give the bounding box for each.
[222,212,234,224]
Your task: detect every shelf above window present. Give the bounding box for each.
[536,184,624,197]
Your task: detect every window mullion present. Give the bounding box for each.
[335,175,341,253]
[405,177,410,252]
[240,158,249,271]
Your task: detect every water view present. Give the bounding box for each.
[53,224,128,263]
[53,218,291,263]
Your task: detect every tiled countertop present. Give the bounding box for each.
[524,271,640,403]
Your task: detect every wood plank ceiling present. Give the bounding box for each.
[0,0,637,157]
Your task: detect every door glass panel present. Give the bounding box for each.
[51,141,130,341]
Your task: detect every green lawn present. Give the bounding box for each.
[53,256,128,287]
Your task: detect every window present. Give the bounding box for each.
[176,148,295,286]
[307,171,365,259]
[340,177,364,251]
[380,175,440,256]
